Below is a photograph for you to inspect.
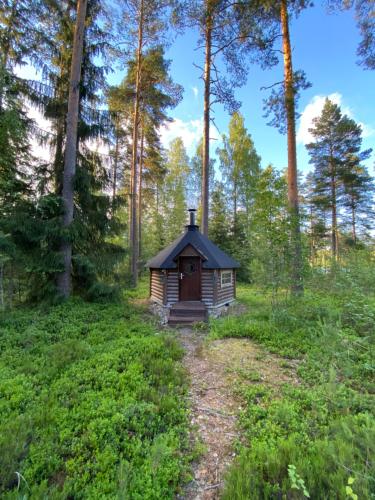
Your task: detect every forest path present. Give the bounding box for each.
[175,327,299,500]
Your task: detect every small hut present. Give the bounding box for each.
[147,209,240,324]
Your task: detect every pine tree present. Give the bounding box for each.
[263,1,312,293]
[342,162,374,243]
[117,0,177,286]
[306,98,372,258]
[189,138,215,217]
[188,0,258,236]
[108,45,182,275]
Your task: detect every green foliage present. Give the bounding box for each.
[0,297,189,498]
[213,273,375,499]
[288,464,310,498]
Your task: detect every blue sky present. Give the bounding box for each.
[154,3,375,177]
[21,3,374,177]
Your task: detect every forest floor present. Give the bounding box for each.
[175,325,299,499]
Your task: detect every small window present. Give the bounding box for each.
[221,270,232,288]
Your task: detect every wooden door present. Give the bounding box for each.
[179,257,201,301]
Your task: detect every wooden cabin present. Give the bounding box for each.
[147,209,240,324]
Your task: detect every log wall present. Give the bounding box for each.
[201,270,214,306]
[150,269,165,304]
[216,269,235,306]
[167,271,179,304]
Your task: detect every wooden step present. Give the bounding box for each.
[168,315,207,325]
[171,301,206,311]
[171,308,206,317]
[168,301,207,325]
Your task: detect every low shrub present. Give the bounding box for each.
[213,282,375,499]
[0,298,189,498]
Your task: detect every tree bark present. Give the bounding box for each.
[137,127,144,268]
[54,120,65,194]
[129,0,144,287]
[201,0,213,237]
[280,0,303,294]
[112,120,120,207]
[233,178,237,233]
[0,262,4,310]
[57,0,88,298]
[331,169,338,258]
[351,202,357,244]
[0,0,16,112]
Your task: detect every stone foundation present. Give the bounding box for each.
[207,300,237,319]
[149,302,170,325]
[149,299,237,324]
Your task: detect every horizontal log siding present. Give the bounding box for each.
[216,269,235,306]
[201,270,214,306]
[167,271,179,304]
[150,270,165,304]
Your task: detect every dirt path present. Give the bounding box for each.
[175,328,299,500]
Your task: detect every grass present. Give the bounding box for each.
[0,291,190,499]
[210,281,375,499]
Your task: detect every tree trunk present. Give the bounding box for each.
[54,120,65,194]
[201,1,212,237]
[0,0,16,112]
[129,0,144,287]
[351,198,357,244]
[57,0,88,298]
[331,174,339,259]
[112,121,119,207]
[233,178,237,234]
[137,127,144,268]
[0,262,4,310]
[280,0,303,295]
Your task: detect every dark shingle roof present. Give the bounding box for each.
[146,225,240,269]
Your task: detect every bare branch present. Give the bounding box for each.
[260,80,284,91]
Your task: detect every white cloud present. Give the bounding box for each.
[191,86,198,99]
[160,118,203,152]
[160,117,221,155]
[297,93,375,145]
[297,93,342,145]
[26,104,53,162]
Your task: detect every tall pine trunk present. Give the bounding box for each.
[201,0,212,237]
[112,119,120,207]
[351,201,357,244]
[54,120,65,194]
[137,128,144,268]
[57,0,88,298]
[330,165,338,258]
[280,0,303,294]
[0,0,16,112]
[129,0,144,287]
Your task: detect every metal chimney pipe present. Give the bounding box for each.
[188,208,196,226]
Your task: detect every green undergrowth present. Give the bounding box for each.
[0,294,190,498]
[211,280,375,499]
